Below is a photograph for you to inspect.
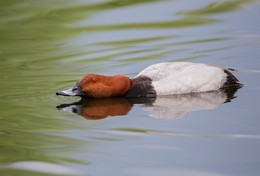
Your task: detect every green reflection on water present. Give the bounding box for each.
[1,170,56,176]
[97,36,170,45]
[180,0,254,15]
[77,17,218,31]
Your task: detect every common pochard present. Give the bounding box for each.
[56,62,242,98]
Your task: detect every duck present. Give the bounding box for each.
[56,62,242,98]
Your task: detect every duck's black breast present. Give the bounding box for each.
[124,76,156,98]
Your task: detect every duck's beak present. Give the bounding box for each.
[57,103,82,115]
[56,83,83,97]
[56,87,75,96]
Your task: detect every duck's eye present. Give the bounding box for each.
[91,78,96,83]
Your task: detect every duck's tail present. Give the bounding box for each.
[222,69,243,89]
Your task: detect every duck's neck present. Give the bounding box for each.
[106,75,133,97]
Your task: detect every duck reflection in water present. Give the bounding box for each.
[57,98,155,120]
[57,87,240,120]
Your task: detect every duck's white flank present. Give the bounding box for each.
[136,62,228,95]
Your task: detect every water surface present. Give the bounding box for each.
[0,0,260,176]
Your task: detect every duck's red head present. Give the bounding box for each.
[56,74,133,98]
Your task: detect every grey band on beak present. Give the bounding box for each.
[56,87,76,96]
[56,83,83,97]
